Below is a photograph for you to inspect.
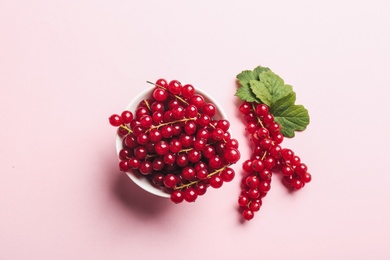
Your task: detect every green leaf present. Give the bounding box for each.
[236,70,258,86]
[249,80,272,106]
[271,91,296,112]
[272,104,310,138]
[253,66,270,77]
[258,71,293,107]
[236,66,270,86]
[234,84,260,103]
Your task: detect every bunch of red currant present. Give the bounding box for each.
[109,79,241,203]
[238,102,312,220]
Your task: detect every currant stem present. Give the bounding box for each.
[146,81,189,105]
[144,99,151,111]
[119,124,132,134]
[252,103,265,128]
[145,117,197,133]
[174,164,231,190]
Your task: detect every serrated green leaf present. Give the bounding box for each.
[236,66,270,86]
[234,84,260,103]
[236,70,258,86]
[270,91,296,113]
[273,104,310,138]
[253,66,270,77]
[249,80,272,106]
[258,71,293,107]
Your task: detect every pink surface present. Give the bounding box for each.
[1,1,390,259]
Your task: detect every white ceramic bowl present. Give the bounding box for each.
[116,87,228,198]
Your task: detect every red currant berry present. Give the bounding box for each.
[238,194,249,207]
[221,167,235,182]
[139,161,153,175]
[202,103,216,117]
[209,155,222,169]
[128,158,140,169]
[155,78,168,88]
[182,166,196,181]
[109,114,123,127]
[152,172,164,186]
[301,172,312,183]
[203,145,215,159]
[292,178,304,190]
[169,138,182,153]
[295,163,308,175]
[188,149,201,163]
[246,122,258,134]
[272,133,284,144]
[152,111,163,124]
[281,148,294,161]
[181,84,195,98]
[217,119,230,132]
[153,88,168,101]
[134,146,147,159]
[194,183,207,196]
[163,174,178,188]
[136,133,149,145]
[263,113,274,125]
[135,107,150,120]
[255,104,269,117]
[179,134,194,148]
[176,153,189,167]
[155,140,170,155]
[225,138,239,149]
[163,152,176,165]
[172,105,185,119]
[282,165,294,176]
[209,174,223,188]
[252,159,264,172]
[184,121,197,135]
[224,148,241,164]
[245,175,260,189]
[185,104,198,118]
[248,188,260,199]
[119,160,129,171]
[259,169,272,181]
[190,94,205,109]
[150,101,164,113]
[211,128,224,141]
[152,157,164,171]
[148,129,162,143]
[193,138,207,151]
[242,209,254,221]
[196,169,208,180]
[257,127,270,139]
[170,190,184,203]
[249,199,262,212]
[258,180,271,193]
[263,156,276,170]
[197,114,211,127]
[168,80,182,95]
[242,160,253,173]
[239,102,252,115]
[121,111,133,124]
[184,187,198,202]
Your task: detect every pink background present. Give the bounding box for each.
[1,0,390,259]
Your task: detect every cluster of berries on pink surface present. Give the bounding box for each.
[109,79,241,203]
[237,102,311,220]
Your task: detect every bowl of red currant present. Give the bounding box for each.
[109,79,241,203]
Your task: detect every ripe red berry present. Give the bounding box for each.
[109,114,123,127]
[121,111,133,124]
